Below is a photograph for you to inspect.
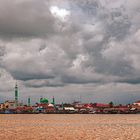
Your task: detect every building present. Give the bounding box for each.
[15,82,19,107]
[0,103,4,110]
[45,104,56,113]
[64,107,75,113]
[28,96,31,106]
[16,106,34,114]
[35,103,56,113]
[133,100,140,106]
[40,98,49,104]
[4,100,16,109]
[51,96,55,105]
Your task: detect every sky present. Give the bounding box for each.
[0,0,140,104]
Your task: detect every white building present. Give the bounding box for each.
[133,100,140,106]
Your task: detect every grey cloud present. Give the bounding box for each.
[0,68,15,91]
[10,71,55,81]
[24,78,65,88]
[0,0,140,104]
[0,45,5,60]
[104,9,131,40]
[119,78,140,85]
[0,0,56,38]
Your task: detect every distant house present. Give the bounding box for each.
[3,100,22,110]
[35,103,56,113]
[64,107,75,111]
[83,104,93,108]
[4,101,16,109]
[131,100,140,113]
[95,103,110,108]
[16,106,33,114]
[64,107,75,113]
[45,104,56,113]
[0,103,4,109]
[133,100,140,106]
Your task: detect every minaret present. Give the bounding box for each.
[52,96,55,105]
[62,102,64,109]
[15,82,18,107]
[28,96,31,106]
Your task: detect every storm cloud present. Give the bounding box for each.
[0,0,140,104]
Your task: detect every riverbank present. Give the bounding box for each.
[0,114,140,140]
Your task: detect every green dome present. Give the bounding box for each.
[40,98,49,104]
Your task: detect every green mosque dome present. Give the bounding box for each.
[40,98,49,104]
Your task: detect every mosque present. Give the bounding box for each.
[0,82,56,113]
[0,83,21,110]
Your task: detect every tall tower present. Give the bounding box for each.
[61,102,64,109]
[28,96,31,106]
[52,96,55,105]
[15,82,18,107]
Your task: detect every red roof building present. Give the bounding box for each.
[95,103,110,108]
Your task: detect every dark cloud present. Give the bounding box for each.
[0,0,56,38]
[104,8,131,40]
[0,0,140,104]
[119,78,140,85]
[24,78,65,88]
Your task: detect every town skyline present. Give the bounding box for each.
[1,81,140,114]
[0,82,139,105]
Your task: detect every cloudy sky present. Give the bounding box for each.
[0,0,140,104]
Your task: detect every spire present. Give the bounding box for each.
[62,102,64,109]
[15,81,18,107]
[52,96,55,105]
[28,96,31,106]
[15,81,18,88]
